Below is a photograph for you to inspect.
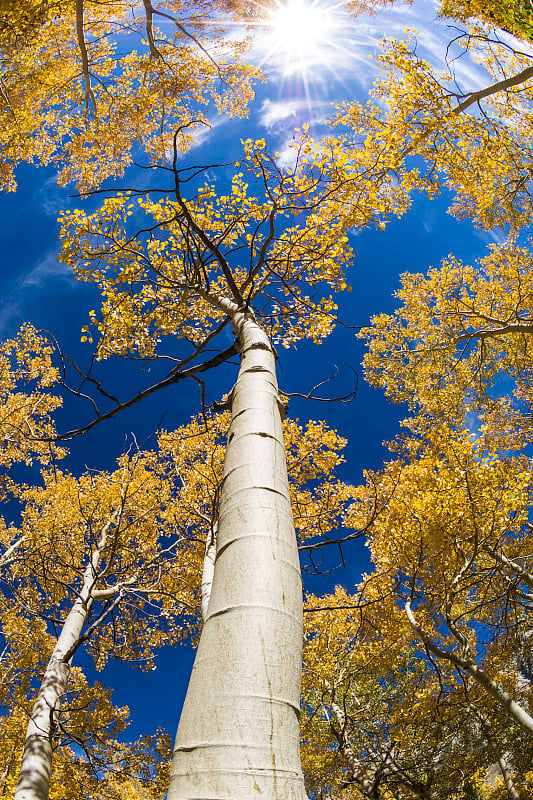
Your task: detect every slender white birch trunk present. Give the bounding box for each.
[201,521,217,623]
[14,595,90,800]
[14,514,116,800]
[480,721,520,800]
[169,307,308,799]
[326,691,379,797]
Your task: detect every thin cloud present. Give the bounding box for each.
[33,174,69,218]
[0,251,75,337]
[171,115,230,160]
[274,137,304,170]
[474,228,507,247]
[0,298,23,338]
[259,99,300,130]
[22,251,73,289]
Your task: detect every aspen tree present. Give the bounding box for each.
[0,649,171,800]
[302,588,465,799]
[2,390,356,798]
[345,428,533,745]
[1,555,169,799]
[303,581,533,799]
[10,451,199,800]
[58,137,354,799]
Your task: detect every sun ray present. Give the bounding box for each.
[262,0,341,75]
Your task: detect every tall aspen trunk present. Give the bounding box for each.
[14,596,89,800]
[169,310,308,799]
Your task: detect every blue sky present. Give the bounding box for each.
[0,0,512,745]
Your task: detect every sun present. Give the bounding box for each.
[265,0,339,74]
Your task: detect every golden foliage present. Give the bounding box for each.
[0,325,64,491]
[301,427,533,797]
[440,0,533,42]
[361,238,533,451]
[0,404,356,792]
[323,29,533,232]
[0,0,258,192]
[59,137,353,356]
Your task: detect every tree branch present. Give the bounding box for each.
[453,65,533,115]
[405,599,533,737]
[52,342,237,441]
[75,0,97,119]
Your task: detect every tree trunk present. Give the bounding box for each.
[14,597,89,800]
[14,511,117,800]
[168,309,308,799]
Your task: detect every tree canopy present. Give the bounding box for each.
[1,0,533,799]
[0,0,257,191]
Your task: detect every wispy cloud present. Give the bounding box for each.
[273,137,305,170]
[422,207,436,234]
[182,119,220,152]
[33,174,69,218]
[258,97,332,129]
[474,228,508,247]
[0,251,75,337]
[170,115,231,162]
[259,99,300,130]
[21,251,73,288]
[0,298,23,338]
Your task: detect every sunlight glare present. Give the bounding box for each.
[267,0,338,74]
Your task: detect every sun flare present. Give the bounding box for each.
[266,0,338,74]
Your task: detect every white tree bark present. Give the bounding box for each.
[14,512,117,800]
[201,521,217,623]
[169,308,308,799]
[324,680,380,798]
[14,595,90,800]
[479,719,520,800]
